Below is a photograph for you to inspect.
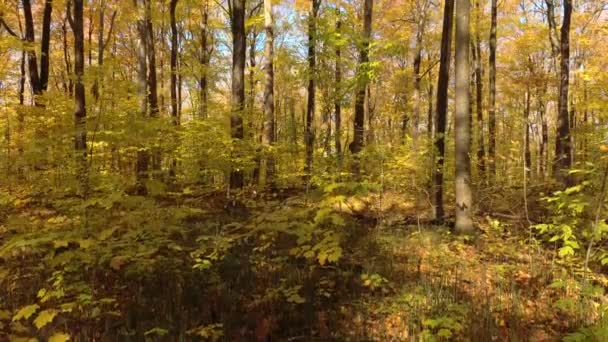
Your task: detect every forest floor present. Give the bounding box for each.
[0,184,606,341]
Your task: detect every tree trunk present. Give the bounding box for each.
[22,0,41,97]
[349,0,372,173]
[473,0,485,175]
[334,15,342,163]
[524,87,531,179]
[135,0,149,192]
[431,0,454,223]
[145,0,159,118]
[71,0,88,197]
[170,0,179,124]
[411,16,424,150]
[62,18,74,97]
[454,0,474,233]
[554,0,572,184]
[488,0,497,178]
[261,0,275,187]
[40,0,52,92]
[230,0,246,189]
[199,0,210,118]
[304,0,319,181]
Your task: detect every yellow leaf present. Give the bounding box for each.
[48,333,70,342]
[33,309,57,329]
[12,304,40,321]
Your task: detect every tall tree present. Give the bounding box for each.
[334,13,342,163]
[488,0,497,178]
[411,0,429,150]
[170,0,180,124]
[230,0,246,189]
[349,0,373,171]
[431,0,454,223]
[473,0,484,175]
[554,0,572,184]
[304,0,319,181]
[22,0,53,102]
[454,0,474,233]
[198,0,211,118]
[68,0,88,197]
[261,0,275,186]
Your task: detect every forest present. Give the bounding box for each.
[0,0,607,340]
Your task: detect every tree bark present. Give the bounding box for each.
[304,0,319,181]
[230,0,246,189]
[488,0,497,178]
[22,0,41,97]
[455,0,474,233]
[40,0,53,92]
[349,0,372,173]
[71,0,88,197]
[334,14,342,163]
[524,86,531,179]
[170,0,179,124]
[261,0,275,187]
[199,0,210,118]
[473,0,485,175]
[554,0,572,184]
[431,0,454,223]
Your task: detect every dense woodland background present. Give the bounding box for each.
[0,0,607,340]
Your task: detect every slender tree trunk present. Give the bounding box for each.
[145,0,159,118]
[230,0,246,189]
[431,0,453,223]
[71,0,88,197]
[488,0,497,178]
[349,0,372,173]
[334,15,342,163]
[199,0,210,118]
[62,18,74,97]
[135,0,149,192]
[473,0,485,175]
[261,0,275,187]
[170,0,179,124]
[304,0,319,181]
[40,0,52,92]
[22,0,41,97]
[412,19,424,150]
[554,0,572,184]
[455,0,474,233]
[524,86,531,179]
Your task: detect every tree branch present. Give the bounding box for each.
[102,10,117,52]
[0,17,19,38]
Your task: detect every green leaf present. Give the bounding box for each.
[33,309,57,329]
[12,304,40,321]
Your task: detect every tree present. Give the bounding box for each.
[230,0,246,189]
[431,0,454,223]
[554,0,572,184]
[334,12,342,163]
[349,0,373,171]
[170,0,180,124]
[304,0,319,181]
[488,0,497,178]
[472,0,484,175]
[261,0,275,186]
[454,0,474,233]
[22,0,53,104]
[68,0,88,197]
